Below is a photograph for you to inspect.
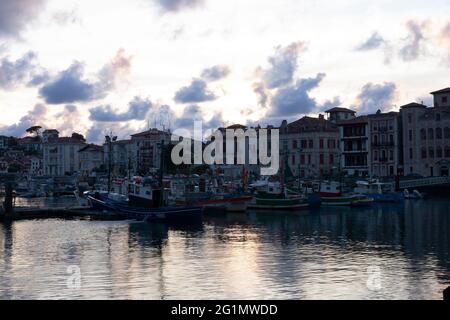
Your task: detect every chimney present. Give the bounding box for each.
[319,114,324,120]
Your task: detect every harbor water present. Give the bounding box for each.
[0,198,449,300]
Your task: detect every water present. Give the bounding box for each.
[0,199,449,300]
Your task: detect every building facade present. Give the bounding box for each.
[43,135,86,176]
[79,144,104,176]
[368,111,403,177]
[130,129,172,174]
[338,116,370,177]
[401,98,450,177]
[103,139,133,176]
[280,115,341,178]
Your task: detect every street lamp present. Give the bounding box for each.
[105,133,118,193]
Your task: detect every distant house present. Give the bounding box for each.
[0,160,8,173]
[18,136,42,154]
[79,144,104,176]
[43,132,86,176]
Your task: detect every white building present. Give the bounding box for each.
[30,156,43,176]
[43,136,86,176]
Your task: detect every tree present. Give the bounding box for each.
[71,132,86,142]
[26,126,42,137]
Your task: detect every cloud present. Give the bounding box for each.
[399,20,428,62]
[39,49,132,104]
[253,82,269,108]
[0,0,47,38]
[0,104,47,137]
[267,73,326,118]
[174,104,223,131]
[86,122,136,144]
[0,51,38,89]
[201,65,231,81]
[53,105,85,136]
[174,78,217,103]
[39,62,100,104]
[439,22,450,64]
[355,82,398,114]
[153,0,205,13]
[89,97,152,122]
[261,42,307,89]
[356,32,386,51]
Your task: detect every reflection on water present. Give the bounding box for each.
[0,199,449,300]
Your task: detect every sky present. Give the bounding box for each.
[0,0,449,143]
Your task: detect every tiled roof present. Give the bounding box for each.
[325,107,357,114]
[400,102,427,109]
[430,87,450,94]
[79,144,103,152]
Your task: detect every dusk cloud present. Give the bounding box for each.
[39,62,100,104]
[268,73,326,118]
[0,0,47,38]
[0,104,47,137]
[174,79,217,103]
[399,20,428,62]
[0,51,38,89]
[356,32,386,51]
[201,65,230,82]
[261,42,307,89]
[39,49,132,104]
[153,0,205,12]
[89,97,153,122]
[174,104,224,131]
[355,82,398,114]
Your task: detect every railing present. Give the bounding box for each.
[399,176,450,189]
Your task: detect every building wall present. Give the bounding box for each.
[433,92,450,107]
[281,132,340,178]
[368,113,402,177]
[340,121,370,177]
[43,142,86,176]
[402,105,450,177]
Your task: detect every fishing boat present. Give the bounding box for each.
[177,193,253,213]
[248,195,310,211]
[87,193,203,222]
[354,180,404,203]
[315,181,374,207]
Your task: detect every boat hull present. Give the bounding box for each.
[88,196,203,222]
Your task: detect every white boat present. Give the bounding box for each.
[403,189,424,199]
[354,180,404,202]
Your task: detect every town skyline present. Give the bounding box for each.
[0,0,450,144]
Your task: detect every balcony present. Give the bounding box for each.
[372,142,395,147]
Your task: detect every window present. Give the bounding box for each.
[293,140,298,149]
[308,140,313,149]
[429,147,435,159]
[436,113,441,121]
[443,96,448,104]
[389,135,394,145]
[445,128,450,139]
[436,128,443,139]
[389,150,394,161]
[421,148,427,159]
[308,154,311,164]
[301,154,305,165]
[301,140,307,148]
[320,139,324,149]
[408,114,412,124]
[446,147,450,158]
[409,130,413,142]
[428,128,434,140]
[421,129,427,140]
[320,154,324,165]
[437,147,443,158]
[374,135,378,145]
[409,148,413,159]
[330,154,334,164]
